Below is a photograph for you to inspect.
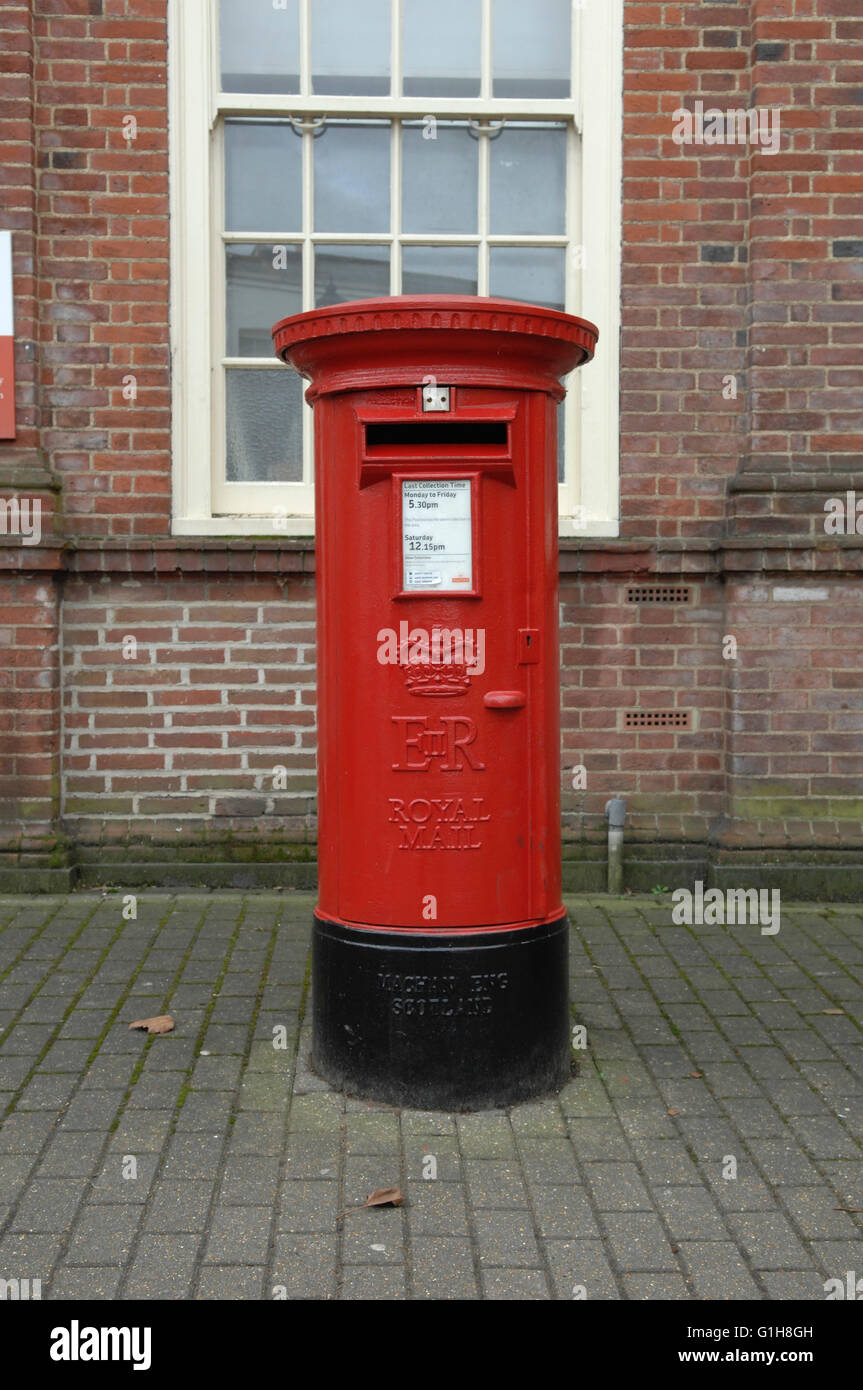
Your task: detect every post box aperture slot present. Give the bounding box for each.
[357,409,516,487]
[366,422,507,451]
[395,473,479,597]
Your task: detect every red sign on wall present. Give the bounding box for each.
[0,231,16,440]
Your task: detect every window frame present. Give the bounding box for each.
[169,0,622,537]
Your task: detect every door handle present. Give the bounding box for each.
[483,690,527,709]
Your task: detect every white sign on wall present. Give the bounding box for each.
[0,231,15,440]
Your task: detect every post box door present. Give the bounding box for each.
[320,392,557,931]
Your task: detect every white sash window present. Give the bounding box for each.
[170,0,621,536]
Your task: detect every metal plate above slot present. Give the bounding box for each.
[422,384,450,412]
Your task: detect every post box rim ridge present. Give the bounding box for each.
[272,295,598,399]
[272,293,598,360]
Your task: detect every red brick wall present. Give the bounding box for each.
[0,567,62,852]
[622,0,750,542]
[34,0,171,536]
[724,574,863,847]
[1,0,861,880]
[1,3,40,448]
[61,570,317,844]
[560,572,726,847]
[622,0,863,542]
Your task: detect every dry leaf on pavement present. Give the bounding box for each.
[341,1186,405,1217]
[127,1015,175,1034]
[364,1187,404,1208]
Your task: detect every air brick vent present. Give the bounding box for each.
[626,585,691,604]
[624,710,691,730]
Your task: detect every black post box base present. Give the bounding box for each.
[311,911,571,1111]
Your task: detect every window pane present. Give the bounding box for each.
[225,122,302,233]
[226,369,303,482]
[402,246,477,296]
[312,0,390,96]
[227,244,301,358]
[219,0,300,94]
[489,247,565,311]
[490,124,566,235]
[314,244,390,306]
[493,0,570,98]
[402,0,481,96]
[314,122,390,233]
[402,122,477,235]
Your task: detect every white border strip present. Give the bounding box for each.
[0,231,13,337]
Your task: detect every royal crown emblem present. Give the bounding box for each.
[403,661,472,697]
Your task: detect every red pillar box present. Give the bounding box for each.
[273,296,598,1109]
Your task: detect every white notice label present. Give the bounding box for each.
[402,479,473,592]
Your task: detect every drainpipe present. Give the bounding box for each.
[604,797,626,895]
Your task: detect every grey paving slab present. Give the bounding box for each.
[11,1178,88,1232]
[760,1269,835,1299]
[108,1110,175,1152]
[628,1140,701,1186]
[464,1159,529,1208]
[339,1265,407,1299]
[654,1186,729,1241]
[517,1139,581,1184]
[622,1272,691,1299]
[410,1235,478,1300]
[679,1241,762,1299]
[455,1113,518,1157]
[481,1268,551,1298]
[531,1185,602,1240]
[272,1234,338,1300]
[88,1153,161,1203]
[726,1212,814,1270]
[601,1211,679,1272]
[123,1233,202,1300]
[567,1116,633,1160]
[344,1111,401,1154]
[64,1205,142,1264]
[474,1209,541,1267]
[204,1205,271,1264]
[0,1231,66,1277]
[196,1266,266,1299]
[15,1075,78,1110]
[404,1181,470,1236]
[219,1156,280,1206]
[46,1262,125,1301]
[1,891,861,1301]
[342,1207,405,1264]
[277,1179,339,1233]
[544,1238,620,1299]
[584,1162,653,1211]
[343,1157,405,1206]
[35,1134,105,1179]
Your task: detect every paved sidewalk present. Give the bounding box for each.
[0,892,861,1300]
